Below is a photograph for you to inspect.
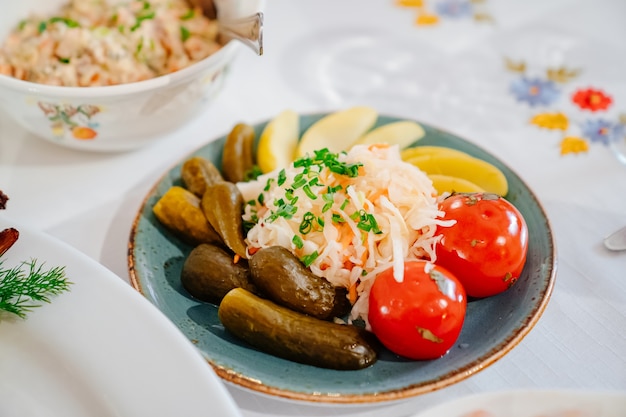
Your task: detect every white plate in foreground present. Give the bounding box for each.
[412,389,626,417]
[0,216,241,417]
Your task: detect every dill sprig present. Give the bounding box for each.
[0,259,72,318]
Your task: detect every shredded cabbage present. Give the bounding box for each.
[238,144,452,327]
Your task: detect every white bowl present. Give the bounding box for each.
[0,0,262,152]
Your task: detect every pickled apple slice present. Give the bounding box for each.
[257,109,300,173]
[408,154,508,196]
[428,174,485,195]
[401,145,472,161]
[296,106,378,157]
[353,120,425,149]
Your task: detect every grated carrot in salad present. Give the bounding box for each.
[238,144,453,327]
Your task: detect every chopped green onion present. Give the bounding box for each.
[37,21,47,34]
[299,212,315,234]
[355,211,382,234]
[277,169,287,186]
[181,9,195,20]
[331,213,344,223]
[302,184,317,200]
[57,57,70,64]
[292,235,304,249]
[293,148,363,179]
[267,199,297,222]
[291,177,307,189]
[130,11,155,31]
[368,214,382,234]
[180,26,191,42]
[301,251,319,267]
[328,184,342,193]
[49,17,80,28]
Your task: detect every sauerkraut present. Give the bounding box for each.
[239,144,453,325]
[0,0,221,86]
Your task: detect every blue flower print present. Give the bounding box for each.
[435,0,473,18]
[510,77,561,107]
[580,119,625,145]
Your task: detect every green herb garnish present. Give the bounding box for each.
[0,259,72,319]
[266,199,297,222]
[299,212,315,234]
[49,17,80,28]
[244,165,262,181]
[180,26,191,42]
[130,11,155,31]
[301,251,319,267]
[181,9,195,20]
[292,235,304,249]
[354,210,382,234]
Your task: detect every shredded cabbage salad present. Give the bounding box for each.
[0,0,221,86]
[239,144,453,325]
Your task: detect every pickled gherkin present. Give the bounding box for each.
[181,156,224,197]
[153,186,221,245]
[201,182,248,259]
[181,243,257,304]
[249,246,350,320]
[222,123,256,183]
[218,288,379,370]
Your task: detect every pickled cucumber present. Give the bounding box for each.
[180,156,224,198]
[181,244,257,304]
[222,123,256,183]
[218,288,379,370]
[201,182,248,259]
[153,186,221,245]
[249,246,349,320]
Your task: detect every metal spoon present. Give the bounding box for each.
[188,0,264,55]
[604,225,626,251]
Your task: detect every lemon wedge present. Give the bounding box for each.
[296,106,378,158]
[407,154,508,196]
[257,109,300,173]
[428,174,485,194]
[353,120,425,149]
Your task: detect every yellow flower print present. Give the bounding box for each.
[416,11,439,25]
[560,136,589,155]
[396,0,424,6]
[530,112,569,131]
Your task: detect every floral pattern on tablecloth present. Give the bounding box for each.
[505,58,626,156]
[395,0,493,26]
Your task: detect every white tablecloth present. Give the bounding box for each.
[1,0,625,416]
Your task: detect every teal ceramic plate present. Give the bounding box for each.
[128,114,557,404]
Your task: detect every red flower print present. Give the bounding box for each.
[572,88,612,111]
